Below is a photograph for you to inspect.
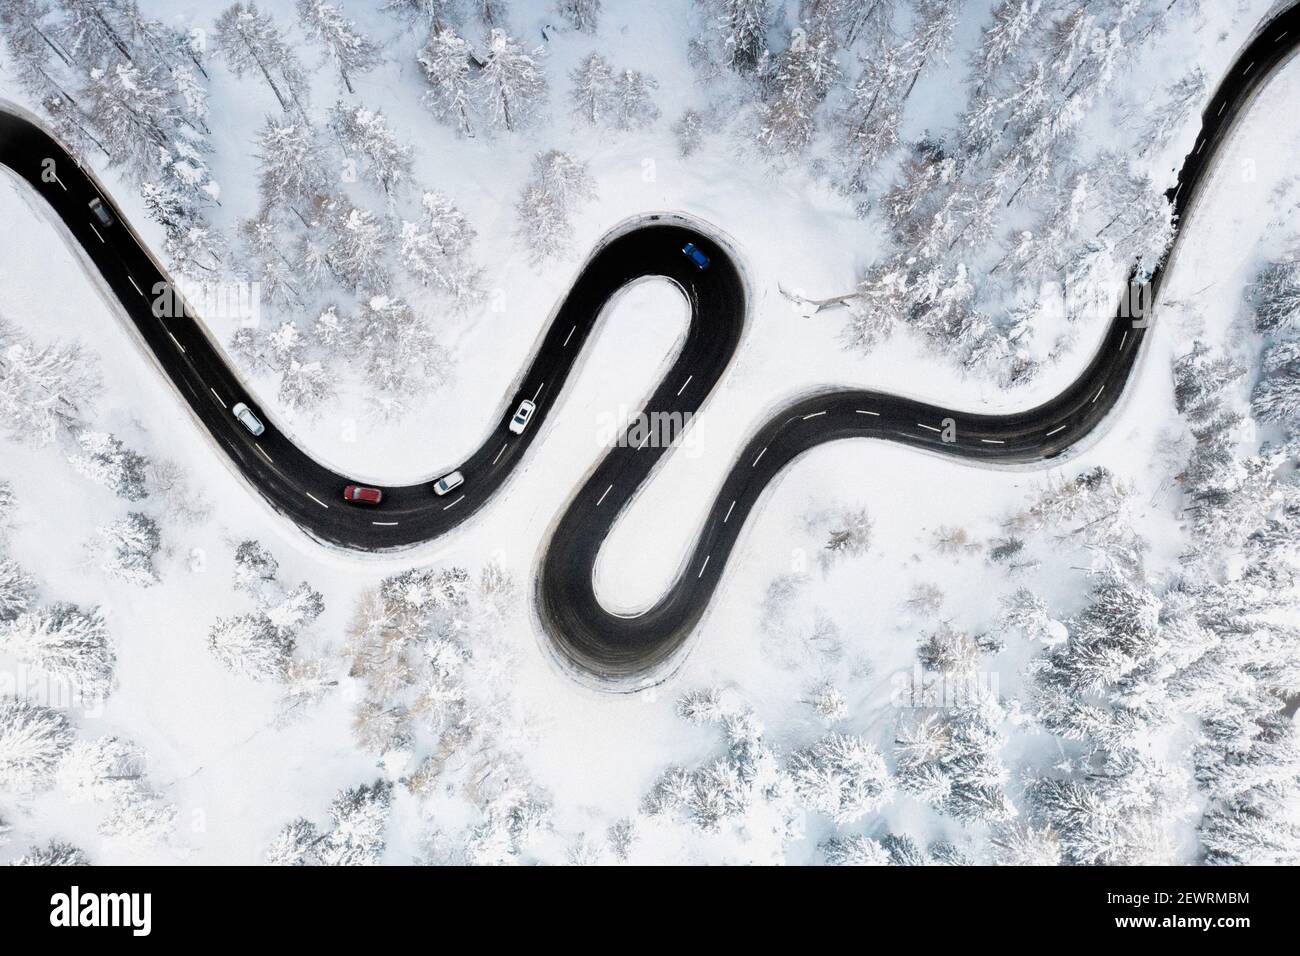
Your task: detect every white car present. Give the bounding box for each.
[433,470,464,496]
[232,402,265,436]
[509,399,536,435]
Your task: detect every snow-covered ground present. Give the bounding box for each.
[1,0,1298,866]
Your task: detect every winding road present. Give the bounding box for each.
[1,3,1297,688]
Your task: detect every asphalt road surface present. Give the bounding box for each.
[1,3,1297,688]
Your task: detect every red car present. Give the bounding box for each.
[343,484,383,506]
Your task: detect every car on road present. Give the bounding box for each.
[231,402,265,437]
[509,399,536,434]
[682,242,710,270]
[433,470,464,496]
[88,198,114,228]
[343,484,383,506]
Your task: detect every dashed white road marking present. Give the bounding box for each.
[1277,30,1289,42]
[1196,139,1204,155]
[723,499,736,524]
[532,381,545,401]
[802,411,827,420]
[52,174,67,191]
[127,274,143,296]
[1046,424,1068,437]
[1218,101,1226,116]
[442,495,465,511]
[210,388,226,408]
[88,222,104,243]
[637,432,650,450]
[676,374,693,396]
[752,447,767,467]
[563,325,576,347]
[168,331,185,353]
[980,438,1005,445]
[1120,330,1128,349]
[855,409,880,416]
[492,443,507,465]
[305,492,329,509]
[697,554,710,579]
[1244,60,1256,75]
[1092,385,1105,404]
[596,484,613,506]
[372,520,398,526]
[917,423,942,433]
[255,444,273,464]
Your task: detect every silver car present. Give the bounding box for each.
[232,402,265,436]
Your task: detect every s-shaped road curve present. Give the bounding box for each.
[1,3,1297,689]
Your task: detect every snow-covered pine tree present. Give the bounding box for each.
[67,431,150,501]
[266,817,322,865]
[820,833,891,865]
[349,295,450,403]
[0,1,107,156]
[515,150,595,264]
[317,780,393,865]
[269,780,394,865]
[212,2,311,116]
[787,731,893,823]
[297,0,381,93]
[895,692,1013,824]
[90,512,161,588]
[673,108,706,156]
[3,602,115,701]
[10,334,102,433]
[141,179,225,279]
[611,68,660,130]
[475,0,509,27]
[568,52,615,125]
[1249,259,1300,333]
[77,58,179,183]
[9,840,91,866]
[835,40,906,191]
[708,0,770,75]
[899,0,957,99]
[208,612,295,681]
[398,191,484,306]
[478,28,548,133]
[233,539,279,595]
[0,559,37,623]
[0,697,73,790]
[556,0,601,33]
[757,21,839,155]
[328,103,414,197]
[381,0,462,29]
[1139,68,1207,155]
[254,116,328,212]
[321,200,392,293]
[418,28,477,137]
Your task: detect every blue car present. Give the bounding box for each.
[682,242,710,270]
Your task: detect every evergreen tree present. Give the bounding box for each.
[297,0,381,93]
[0,697,73,791]
[418,28,477,136]
[478,29,548,133]
[212,2,310,115]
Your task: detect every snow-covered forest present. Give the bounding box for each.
[0,0,1298,865]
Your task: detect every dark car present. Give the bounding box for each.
[343,484,383,505]
[88,197,114,228]
[682,242,710,270]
